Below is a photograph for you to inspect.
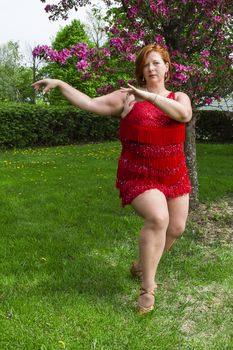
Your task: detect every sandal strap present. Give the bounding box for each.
[140,287,155,297]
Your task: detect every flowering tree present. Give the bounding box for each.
[35,0,233,207]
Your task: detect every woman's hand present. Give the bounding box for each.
[120,83,148,100]
[32,78,61,94]
[120,83,149,118]
[121,92,136,118]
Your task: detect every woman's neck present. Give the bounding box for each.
[145,83,168,95]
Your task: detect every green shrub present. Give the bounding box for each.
[196,110,233,143]
[0,103,232,149]
[0,103,119,149]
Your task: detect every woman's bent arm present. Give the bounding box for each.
[147,91,192,123]
[32,79,125,117]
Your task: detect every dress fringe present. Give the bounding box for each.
[120,149,184,169]
[120,121,185,145]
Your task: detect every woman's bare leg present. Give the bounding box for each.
[131,194,189,277]
[131,189,169,309]
[164,194,189,252]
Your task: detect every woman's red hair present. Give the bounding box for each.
[135,44,172,86]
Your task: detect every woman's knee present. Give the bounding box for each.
[167,221,186,238]
[145,212,169,231]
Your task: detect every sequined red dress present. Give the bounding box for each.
[116,91,192,207]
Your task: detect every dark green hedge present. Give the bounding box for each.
[196,110,233,143]
[0,103,119,149]
[0,103,232,149]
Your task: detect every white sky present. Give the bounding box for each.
[0,0,96,54]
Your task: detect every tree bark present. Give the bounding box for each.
[185,111,199,209]
[32,56,36,104]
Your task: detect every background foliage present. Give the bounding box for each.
[0,103,119,148]
[0,42,34,103]
[0,102,231,149]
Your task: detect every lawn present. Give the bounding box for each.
[0,142,232,350]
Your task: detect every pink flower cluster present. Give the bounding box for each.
[127,5,139,19]
[109,26,145,61]
[149,0,169,17]
[38,0,232,104]
[171,63,194,85]
[200,50,210,69]
[213,15,222,23]
[171,73,189,85]
[205,97,213,105]
[33,43,111,72]
[154,34,166,47]
[33,45,62,63]
[96,84,114,95]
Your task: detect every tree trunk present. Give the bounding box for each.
[185,111,199,209]
[32,56,36,104]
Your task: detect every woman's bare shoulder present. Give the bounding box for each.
[175,91,191,99]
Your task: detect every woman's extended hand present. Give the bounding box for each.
[32,78,61,94]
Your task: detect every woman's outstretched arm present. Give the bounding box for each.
[32,79,125,117]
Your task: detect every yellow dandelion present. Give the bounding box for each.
[58,340,65,347]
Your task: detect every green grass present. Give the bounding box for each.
[0,142,232,350]
[197,143,233,202]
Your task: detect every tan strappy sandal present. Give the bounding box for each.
[138,286,156,315]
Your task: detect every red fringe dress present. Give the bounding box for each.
[116,91,192,207]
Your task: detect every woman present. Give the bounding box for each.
[32,43,192,315]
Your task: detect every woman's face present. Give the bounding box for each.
[142,51,169,84]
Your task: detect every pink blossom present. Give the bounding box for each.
[32,45,50,58]
[128,5,139,19]
[171,51,188,59]
[47,49,60,62]
[149,0,169,16]
[154,34,166,46]
[201,58,209,69]
[201,50,210,58]
[213,15,222,23]
[173,63,190,73]
[97,84,114,95]
[128,79,137,85]
[109,26,121,35]
[217,32,224,41]
[172,72,189,83]
[92,59,105,69]
[196,86,204,92]
[117,79,126,86]
[109,37,125,51]
[101,48,111,57]
[205,97,213,105]
[126,53,136,62]
[71,43,89,59]
[59,48,72,64]
[76,60,89,71]
[80,72,92,81]
[138,29,145,40]
[128,32,140,41]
